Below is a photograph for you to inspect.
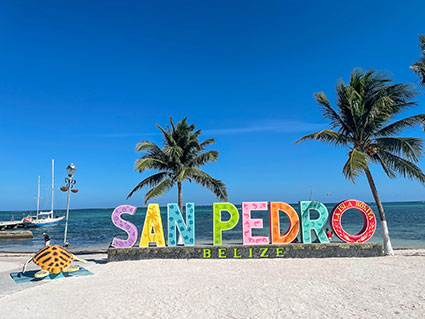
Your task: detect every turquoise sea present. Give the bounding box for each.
[1,201,424,252]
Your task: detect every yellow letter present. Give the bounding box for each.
[203,249,211,258]
[276,247,285,257]
[139,204,166,247]
[233,248,242,258]
[218,248,227,258]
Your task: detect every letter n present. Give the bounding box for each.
[167,203,195,246]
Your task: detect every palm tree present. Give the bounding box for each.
[411,34,425,87]
[296,69,425,256]
[127,117,228,211]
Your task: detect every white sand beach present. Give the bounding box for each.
[0,250,425,318]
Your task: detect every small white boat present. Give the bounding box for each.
[28,215,65,227]
[24,159,64,228]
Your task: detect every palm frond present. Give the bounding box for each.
[127,172,168,199]
[314,92,350,131]
[370,153,396,179]
[200,138,215,149]
[374,137,424,162]
[183,168,228,201]
[336,78,357,134]
[135,158,168,173]
[377,151,425,184]
[342,148,369,182]
[379,83,417,115]
[419,34,425,51]
[295,130,350,146]
[163,145,183,159]
[156,123,174,147]
[144,178,174,204]
[169,116,176,132]
[411,34,425,87]
[191,151,219,167]
[136,141,162,153]
[375,114,425,136]
[411,61,425,87]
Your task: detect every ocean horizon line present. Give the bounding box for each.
[1,199,424,213]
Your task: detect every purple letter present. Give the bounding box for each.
[111,205,138,248]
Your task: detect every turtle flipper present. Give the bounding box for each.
[63,265,79,272]
[22,256,33,274]
[34,270,50,278]
[73,255,88,264]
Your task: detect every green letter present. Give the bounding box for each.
[276,247,285,257]
[260,247,270,258]
[213,203,240,245]
[203,249,211,258]
[218,248,227,258]
[299,201,329,243]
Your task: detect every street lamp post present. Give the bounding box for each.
[61,163,78,246]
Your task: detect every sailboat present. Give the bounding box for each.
[24,159,65,227]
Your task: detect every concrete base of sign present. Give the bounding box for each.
[107,243,383,262]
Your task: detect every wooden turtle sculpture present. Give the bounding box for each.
[22,245,88,278]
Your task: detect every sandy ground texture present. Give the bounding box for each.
[0,250,424,318]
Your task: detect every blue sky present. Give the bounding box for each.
[1,1,425,210]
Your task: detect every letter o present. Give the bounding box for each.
[330,200,376,243]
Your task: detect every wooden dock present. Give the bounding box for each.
[0,220,27,231]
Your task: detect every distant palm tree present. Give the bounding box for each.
[411,34,425,87]
[296,69,425,256]
[127,117,227,211]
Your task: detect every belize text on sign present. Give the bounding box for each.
[111,199,377,249]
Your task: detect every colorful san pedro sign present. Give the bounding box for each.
[111,200,377,249]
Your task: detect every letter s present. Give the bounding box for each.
[111,205,138,248]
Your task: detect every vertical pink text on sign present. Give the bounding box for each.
[111,205,139,248]
[242,202,269,245]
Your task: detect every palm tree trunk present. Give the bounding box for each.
[364,167,394,256]
[177,181,184,245]
[177,181,183,211]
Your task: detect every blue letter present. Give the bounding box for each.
[167,203,195,246]
[299,201,329,244]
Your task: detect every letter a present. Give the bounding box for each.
[139,204,166,247]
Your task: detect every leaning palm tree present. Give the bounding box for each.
[411,34,425,87]
[296,69,425,256]
[127,117,227,211]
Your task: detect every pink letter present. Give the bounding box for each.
[242,201,269,245]
[111,205,138,248]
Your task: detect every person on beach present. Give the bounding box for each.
[326,228,332,242]
[43,233,51,246]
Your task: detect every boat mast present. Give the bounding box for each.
[36,176,40,220]
[51,159,54,218]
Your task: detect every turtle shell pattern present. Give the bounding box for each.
[33,245,73,274]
